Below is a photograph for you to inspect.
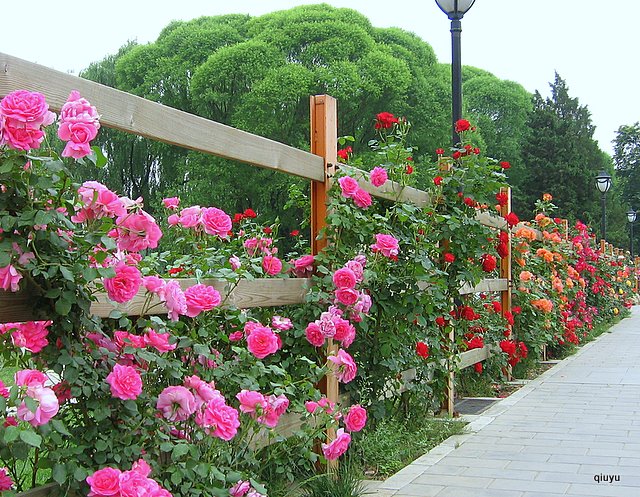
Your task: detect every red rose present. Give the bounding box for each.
[243,208,257,218]
[495,192,508,207]
[290,230,300,237]
[433,176,443,186]
[474,362,483,373]
[435,316,447,327]
[375,112,399,129]
[473,147,480,155]
[455,119,471,133]
[443,252,455,263]
[464,197,475,207]
[452,151,462,160]
[232,213,244,223]
[416,341,429,359]
[505,212,520,227]
[499,161,511,169]
[481,254,497,272]
[405,165,414,174]
[263,227,273,234]
[435,148,444,155]
[337,147,352,160]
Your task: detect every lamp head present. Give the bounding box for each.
[435,0,476,20]
[595,170,612,194]
[628,209,637,223]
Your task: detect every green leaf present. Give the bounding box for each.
[55,298,72,316]
[4,425,19,443]
[91,146,108,168]
[172,444,190,460]
[51,419,72,436]
[53,463,67,484]
[19,430,42,447]
[60,266,74,282]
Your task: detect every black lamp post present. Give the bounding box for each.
[595,170,612,242]
[627,209,636,258]
[435,0,476,146]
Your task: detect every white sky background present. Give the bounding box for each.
[2,0,635,154]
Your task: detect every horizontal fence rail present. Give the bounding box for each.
[0,53,325,181]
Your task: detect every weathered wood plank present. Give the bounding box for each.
[0,53,325,181]
[337,163,431,207]
[475,210,508,231]
[459,278,509,295]
[0,278,310,323]
[458,346,493,370]
[16,483,61,497]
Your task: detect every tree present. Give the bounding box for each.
[517,73,613,225]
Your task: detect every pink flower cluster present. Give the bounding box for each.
[236,389,289,428]
[142,278,221,321]
[305,307,356,349]
[327,349,358,383]
[371,233,399,259]
[331,256,372,322]
[86,459,172,497]
[0,264,22,292]
[229,480,266,497]
[167,205,232,238]
[0,90,56,151]
[0,320,51,353]
[289,254,315,278]
[338,176,372,209]
[156,375,240,441]
[244,321,281,359]
[370,166,388,187]
[57,90,100,158]
[0,467,13,492]
[14,369,59,426]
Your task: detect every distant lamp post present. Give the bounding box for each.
[595,170,612,242]
[435,0,476,146]
[627,208,636,258]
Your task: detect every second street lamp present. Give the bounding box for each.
[435,0,476,146]
[595,170,612,242]
[627,209,636,259]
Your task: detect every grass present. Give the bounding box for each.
[356,414,466,479]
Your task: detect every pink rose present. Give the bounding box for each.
[0,90,55,127]
[17,385,59,426]
[113,210,162,252]
[262,255,283,276]
[229,480,251,497]
[157,385,196,422]
[0,467,13,492]
[332,267,357,289]
[11,320,51,353]
[236,390,267,414]
[305,322,325,347]
[246,325,279,359]
[119,471,158,497]
[196,397,240,441]
[105,364,143,400]
[0,380,9,399]
[72,181,126,223]
[162,197,180,210]
[370,166,388,187]
[327,349,358,383]
[178,206,202,228]
[167,214,180,226]
[103,263,142,303]
[344,404,367,432]
[131,459,152,477]
[291,254,315,278]
[258,394,289,428]
[163,280,187,321]
[58,121,98,158]
[353,188,372,209]
[322,428,351,460]
[86,467,121,497]
[0,264,22,292]
[229,331,244,342]
[271,315,293,331]
[334,318,356,348]
[335,287,360,307]
[144,329,176,352]
[142,276,166,295]
[345,260,364,282]
[15,369,48,387]
[0,123,45,151]
[200,207,232,237]
[184,284,222,317]
[371,233,399,258]
[338,176,359,198]
[229,255,241,270]
[59,91,99,125]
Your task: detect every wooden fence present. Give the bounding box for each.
[1,52,514,417]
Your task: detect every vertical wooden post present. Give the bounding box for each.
[563,219,569,240]
[499,187,513,380]
[310,95,338,470]
[601,239,606,253]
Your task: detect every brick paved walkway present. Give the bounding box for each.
[369,307,640,497]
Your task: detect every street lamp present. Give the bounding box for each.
[435,0,476,146]
[595,170,612,242]
[627,208,636,258]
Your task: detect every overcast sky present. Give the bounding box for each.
[2,1,635,154]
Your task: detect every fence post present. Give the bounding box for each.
[499,187,513,380]
[310,95,339,469]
